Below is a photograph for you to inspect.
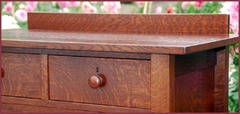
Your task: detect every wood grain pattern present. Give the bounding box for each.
[40,54,49,100]
[1,13,234,112]
[175,49,216,76]
[2,29,238,55]
[185,35,237,53]
[2,103,88,112]
[49,56,150,108]
[214,47,228,112]
[28,13,229,35]
[175,67,214,112]
[2,47,151,60]
[2,96,150,112]
[151,54,175,112]
[2,53,41,98]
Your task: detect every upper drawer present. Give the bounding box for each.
[2,53,41,98]
[49,56,150,109]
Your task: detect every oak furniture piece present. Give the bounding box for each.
[1,13,238,112]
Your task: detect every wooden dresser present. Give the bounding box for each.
[1,13,238,112]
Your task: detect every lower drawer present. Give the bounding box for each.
[2,96,150,112]
[49,55,151,108]
[2,53,41,98]
[2,103,89,113]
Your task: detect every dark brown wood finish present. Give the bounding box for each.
[151,54,175,112]
[175,67,215,112]
[2,47,151,60]
[214,47,228,112]
[175,49,216,76]
[2,96,150,112]
[2,29,238,54]
[1,68,4,78]
[185,35,237,54]
[174,48,229,112]
[28,13,229,35]
[1,13,237,113]
[1,53,41,98]
[49,56,150,108]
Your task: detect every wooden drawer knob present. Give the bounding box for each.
[88,74,106,89]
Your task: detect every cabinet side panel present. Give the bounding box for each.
[175,66,214,112]
[175,48,228,112]
[214,47,228,112]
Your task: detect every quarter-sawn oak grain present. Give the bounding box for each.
[2,96,150,112]
[2,53,41,98]
[40,54,49,100]
[151,54,175,112]
[2,29,238,54]
[214,47,228,112]
[28,13,229,35]
[2,13,238,113]
[49,56,150,109]
[2,103,88,113]
[2,47,151,60]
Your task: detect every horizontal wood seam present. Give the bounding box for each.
[2,103,99,112]
[2,96,149,112]
[2,47,151,60]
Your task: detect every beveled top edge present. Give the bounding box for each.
[2,29,238,55]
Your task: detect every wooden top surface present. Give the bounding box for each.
[2,29,238,55]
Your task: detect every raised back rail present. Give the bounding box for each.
[28,13,229,35]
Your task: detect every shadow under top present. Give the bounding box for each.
[2,29,238,55]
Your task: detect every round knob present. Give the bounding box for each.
[88,75,103,89]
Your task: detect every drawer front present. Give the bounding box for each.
[2,53,41,98]
[49,56,150,108]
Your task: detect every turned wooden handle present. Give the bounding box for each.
[88,75,104,89]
